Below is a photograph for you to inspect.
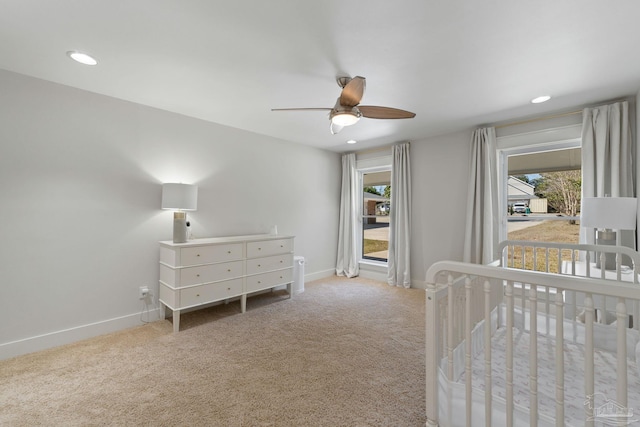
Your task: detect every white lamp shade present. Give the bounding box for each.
[161,183,198,210]
[581,197,637,230]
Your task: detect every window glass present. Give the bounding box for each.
[506,151,581,272]
[362,170,391,262]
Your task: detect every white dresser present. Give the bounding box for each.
[159,234,295,332]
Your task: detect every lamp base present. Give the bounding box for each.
[595,229,616,270]
[173,212,189,243]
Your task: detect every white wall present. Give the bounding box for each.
[410,130,472,286]
[0,69,340,359]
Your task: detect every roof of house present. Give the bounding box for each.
[508,176,538,200]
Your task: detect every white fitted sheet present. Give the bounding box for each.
[451,325,640,426]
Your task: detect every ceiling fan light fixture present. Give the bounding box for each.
[330,108,361,127]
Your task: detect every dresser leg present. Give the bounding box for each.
[241,294,247,313]
[288,282,293,299]
[173,309,180,333]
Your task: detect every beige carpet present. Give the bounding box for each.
[0,276,426,426]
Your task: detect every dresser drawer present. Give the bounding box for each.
[246,268,293,293]
[180,243,243,266]
[180,279,243,308]
[246,254,293,275]
[178,260,244,286]
[247,238,293,258]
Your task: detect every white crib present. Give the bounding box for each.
[425,241,640,427]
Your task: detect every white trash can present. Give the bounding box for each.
[293,256,305,294]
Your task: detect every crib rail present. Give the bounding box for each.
[425,260,640,427]
[499,240,640,331]
[497,240,640,282]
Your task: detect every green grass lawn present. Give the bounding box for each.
[364,239,388,255]
[506,220,581,272]
[508,219,580,243]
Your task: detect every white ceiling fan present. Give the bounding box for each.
[272,76,416,134]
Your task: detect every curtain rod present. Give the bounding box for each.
[494,110,583,129]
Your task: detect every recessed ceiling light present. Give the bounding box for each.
[67,51,98,66]
[346,140,357,144]
[531,95,551,104]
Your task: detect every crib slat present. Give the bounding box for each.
[505,281,514,427]
[584,294,594,427]
[555,290,564,426]
[616,299,628,409]
[510,244,515,268]
[521,282,526,327]
[425,281,440,427]
[545,286,550,336]
[465,277,472,427]
[545,247,550,272]
[529,285,538,427]
[635,264,640,331]
[483,279,492,427]
[447,274,454,380]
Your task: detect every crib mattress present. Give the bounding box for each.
[458,326,640,425]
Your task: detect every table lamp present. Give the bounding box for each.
[581,197,637,269]
[161,183,198,243]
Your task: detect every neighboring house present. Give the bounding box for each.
[508,176,536,204]
[507,176,548,213]
[363,192,390,222]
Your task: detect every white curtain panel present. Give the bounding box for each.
[336,153,359,278]
[388,143,412,288]
[463,127,499,264]
[581,100,635,246]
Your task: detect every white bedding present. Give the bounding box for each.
[437,306,640,427]
[459,326,640,425]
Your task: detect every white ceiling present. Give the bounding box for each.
[2,1,640,152]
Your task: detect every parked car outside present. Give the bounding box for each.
[513,203,527,213]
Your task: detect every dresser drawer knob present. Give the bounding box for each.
[257,264,261,267]
[227,287,231,291]
[280,276,283,279]
[196,293,200,297]
[280,260,283,263]
[258,247,262,250]
[197,254,200,257]
[258,280,261,284]
[196,274,200,277]
[280,245,283,248]
[227,250,231,254]
[227,269,231,272]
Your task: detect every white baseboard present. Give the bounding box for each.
[271,269,335,294]
[0,269,355,361]
[358,269,388,282]
[411,279,428,290]
[305,268,335,283]
[358,262,427,289]
[0,308,161,361]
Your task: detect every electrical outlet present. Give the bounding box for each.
[139,285,150,299]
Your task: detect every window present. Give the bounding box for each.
[361,169,391,262]
[499,141,582,244]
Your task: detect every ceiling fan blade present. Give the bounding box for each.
[358,105,416,119]
[339,76,366,107]
[271,108,332,111]
[330,122,343,135]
